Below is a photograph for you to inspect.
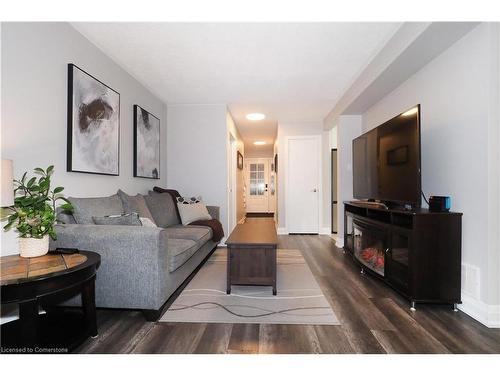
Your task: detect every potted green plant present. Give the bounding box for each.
[3,165,73,258]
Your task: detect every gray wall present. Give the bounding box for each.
[1,22,167,255]
[166,104,229,237]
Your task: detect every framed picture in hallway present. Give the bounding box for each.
[237,151,244,169]
[134,105,160,179]
[67,63,120,176]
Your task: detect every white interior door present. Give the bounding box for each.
[246,158,272,213]
[287,136,321,233]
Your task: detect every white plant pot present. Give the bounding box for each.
[19,235,49,258]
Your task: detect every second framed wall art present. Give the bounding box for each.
[134,105,160,179]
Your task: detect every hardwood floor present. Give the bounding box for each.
[74,235,500,354]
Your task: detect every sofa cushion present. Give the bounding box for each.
[92,213,142,226]
[165,225,212,245]
[117,189,155,223]
[168,238,199,272]
[144,191,180,228]
[69,194,123,224]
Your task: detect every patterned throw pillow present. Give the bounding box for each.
[175,196,211,225]
[176,196,202,204]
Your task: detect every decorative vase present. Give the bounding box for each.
[19,235,49,258]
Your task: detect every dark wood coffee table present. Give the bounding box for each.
[0,250,100,352]
[225,218,278,295]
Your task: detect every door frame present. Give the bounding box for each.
[227,133,237,233]
[285,135,322,234]
[331,148,338,234]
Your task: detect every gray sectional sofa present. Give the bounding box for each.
[51,190,220,321]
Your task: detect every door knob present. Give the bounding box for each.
[311,188,317,192]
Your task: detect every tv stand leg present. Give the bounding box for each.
[453,303,458,312]
[410,301,416,311]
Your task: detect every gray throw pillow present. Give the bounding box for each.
[92,213,142,226]
[55,206,77,224]
[144,191,180,228]
[117,189,156,223]
[69,194,124,224]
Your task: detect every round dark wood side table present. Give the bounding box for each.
[0,250,100,353]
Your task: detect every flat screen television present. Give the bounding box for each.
[353,104,421,207]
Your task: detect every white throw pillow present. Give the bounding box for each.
[176,196,212,225]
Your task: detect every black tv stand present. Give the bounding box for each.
[343,201,462,310]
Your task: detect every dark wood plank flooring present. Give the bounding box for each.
[74,235,500,354]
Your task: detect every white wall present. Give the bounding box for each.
[1,23,167,256]
[166,104,230,237]
[276,121,330,233]
[245,149,274,158]
[330,125,338,149]
[335,116,362,245]
[321,129,331,234]
[226,112,245,224]
[361,23,500,326]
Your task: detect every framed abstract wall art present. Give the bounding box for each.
[67,63,120,176]
[134,105,160,179]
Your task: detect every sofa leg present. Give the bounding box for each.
[142,309,162,322]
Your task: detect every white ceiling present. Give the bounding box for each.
[72,22,400,151]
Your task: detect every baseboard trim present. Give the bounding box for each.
[319,227,331,235]
[459,293,500,328]
[335,236,344,248]
[277,227,288,235]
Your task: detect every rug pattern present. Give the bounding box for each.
[159,248,339,325]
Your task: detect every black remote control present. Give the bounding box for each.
[50,248,79,255]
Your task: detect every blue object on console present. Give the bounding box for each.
[429,196,451,212]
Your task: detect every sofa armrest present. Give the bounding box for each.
[207,206,220,221]
[51,224,169,309]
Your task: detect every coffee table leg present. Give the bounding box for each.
[19,299,38,348]
[273,246,277,296]
[227,246,231,294]
[82,275,98,338]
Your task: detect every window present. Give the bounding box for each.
[249,163,265,196]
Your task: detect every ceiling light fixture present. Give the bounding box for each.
[246,113,266,121]
[401,107,418,117]
[253,141,266,146]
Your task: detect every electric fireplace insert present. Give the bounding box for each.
[353,220,387,276]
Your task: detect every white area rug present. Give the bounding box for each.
[160,248,339,325]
